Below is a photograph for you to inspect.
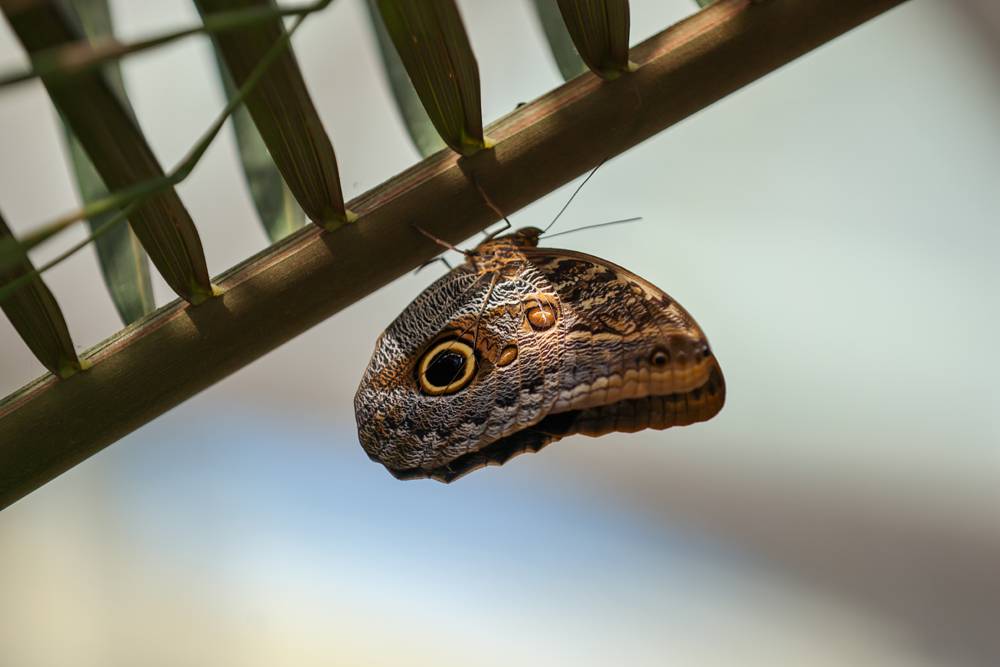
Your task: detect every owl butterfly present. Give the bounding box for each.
[355,206,725,482]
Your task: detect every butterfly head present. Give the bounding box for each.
[509,226,543,246]
[474,226,542,253]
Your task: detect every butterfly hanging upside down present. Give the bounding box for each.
[354,222,726,483]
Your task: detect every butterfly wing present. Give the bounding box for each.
[354,259,568,480]
[526,247,725,432]
[354,243,724,483]
[432,248,726,481]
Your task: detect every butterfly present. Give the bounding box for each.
[354,220,725,483]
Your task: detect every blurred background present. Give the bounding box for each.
[1,0,998,665]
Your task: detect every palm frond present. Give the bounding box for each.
[195,0,352,228]
[365,0,445,157]
[555,0,634,79]
[0,212,82,378]
[0,0,910,509]
[376,0,489,156]
[531,0,588,81]
[63,0,154,325]
[3,0,213,303]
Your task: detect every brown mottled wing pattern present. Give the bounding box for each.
[451,248,725,480]
[526,248,724,432]
[353,254,568,479]
[354,233,724,482]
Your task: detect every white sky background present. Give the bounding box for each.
[0,1,998,665]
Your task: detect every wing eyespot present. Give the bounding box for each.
[650,347,670,367]
[417,339,477,395]
[496,344,518,367]
[525,298,558,331]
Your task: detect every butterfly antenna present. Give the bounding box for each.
[541,159,606,235]
[542,217,642,241]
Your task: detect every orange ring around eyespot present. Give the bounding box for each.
[417,339,477,395]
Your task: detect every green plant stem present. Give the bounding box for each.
[0,0,909,510]
[0,0,331,88]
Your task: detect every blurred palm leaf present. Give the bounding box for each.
[531,0,588,81]
[365,0,445,158]
[214,59,305,242]
[63,0,154,325]
[0,1,328,88]
[0,1,318,289]
[63,134,155,323]
[195,0,351,229]
[376,0,489,156]
[3,0,214,304]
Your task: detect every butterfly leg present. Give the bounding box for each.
[414,256,453,274]
[466,173,513,240]
[410,222,472,256]
[482,217,512,240]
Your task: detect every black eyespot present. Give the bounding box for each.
[425,351,465,388]
[651,347,670,366]
[417,339,477,395]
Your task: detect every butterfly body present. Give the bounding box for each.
[354,227,725,482]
